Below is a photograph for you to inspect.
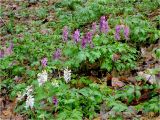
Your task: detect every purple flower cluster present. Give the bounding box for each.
[81,37,87,48]
[41,57,47,67]
[61,16,109,48]
[54,48,61,60]
[73,29,80,43]
[115,25,122,40]
[61,16,130,50]
[92,22,97,34]
[72,27,94,49]
[52,96,58,106]
[100,16,109,33]
[62,26,68,41]
[124,26,129,40]
[86,32,93,43]
[100,16,105,29]
[81,32,93,49]
[115,25,130,40]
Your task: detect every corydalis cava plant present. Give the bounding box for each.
[124,26,129,40]
[62,26,68,41]
[115,25,130,40]
[115,25,121,40]
[73,29,80,43]
[17,85,33,101]
[92,22,97,34]
[81,32,93,49]
[25,95,34,109]
[53,48,61,60]
[64,67,71,83]
[41,57,47,67]
[52,96,58,106]
[100,16,109,33]
[37,70,48,86]
[81,36,87,48]
[17,85,34,109]
[86,32,93,44]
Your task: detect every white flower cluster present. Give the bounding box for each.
[37,70,48,86]
[26,85,33,96]
[25,86,34,109]
[63,67,71,83]
[25,95,34,109]
[17,85,33,101]
[17,85,34,109]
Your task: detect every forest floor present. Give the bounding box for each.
[0,0,160,120]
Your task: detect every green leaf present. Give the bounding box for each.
[101,59,112,71]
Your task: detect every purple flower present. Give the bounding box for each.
[124,26,129,40]
[54,48,61,60]
[100,16,106,27]
[99,16,109,33]
[73,29,80,43]
[92,22,97,34]
[115,25,122,40]
[52,96,58,106]
[41,57,47,67]
[62,26,68,41]
[100,16,105,32]
[81,37,87,48]
[81,32,94,49]
[0,50,4,58]
[105,21,109,33]
[86,32,93,43]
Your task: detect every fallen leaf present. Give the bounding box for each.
[112,53,121,61]
[112,77,125,87]
[127,76,136,84]
[14,115,24,120]
[2,109,12,116]
[93,116,101,120]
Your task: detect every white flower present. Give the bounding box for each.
[64,67,71,83]
[25,95,34,109]
[17,85,33,101]
[37,70,48,86]
[26,85,33,96]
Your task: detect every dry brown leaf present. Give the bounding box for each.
[119,76,129,82]
[14,115,24,120]
[155,116,160,120]
[93,116,101,120]
[140,115,160,120]
[112,77,125,87]
[112,53,121,61]
[140,117,149,120]
[2,109,12,116]
[127,76,136,84]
